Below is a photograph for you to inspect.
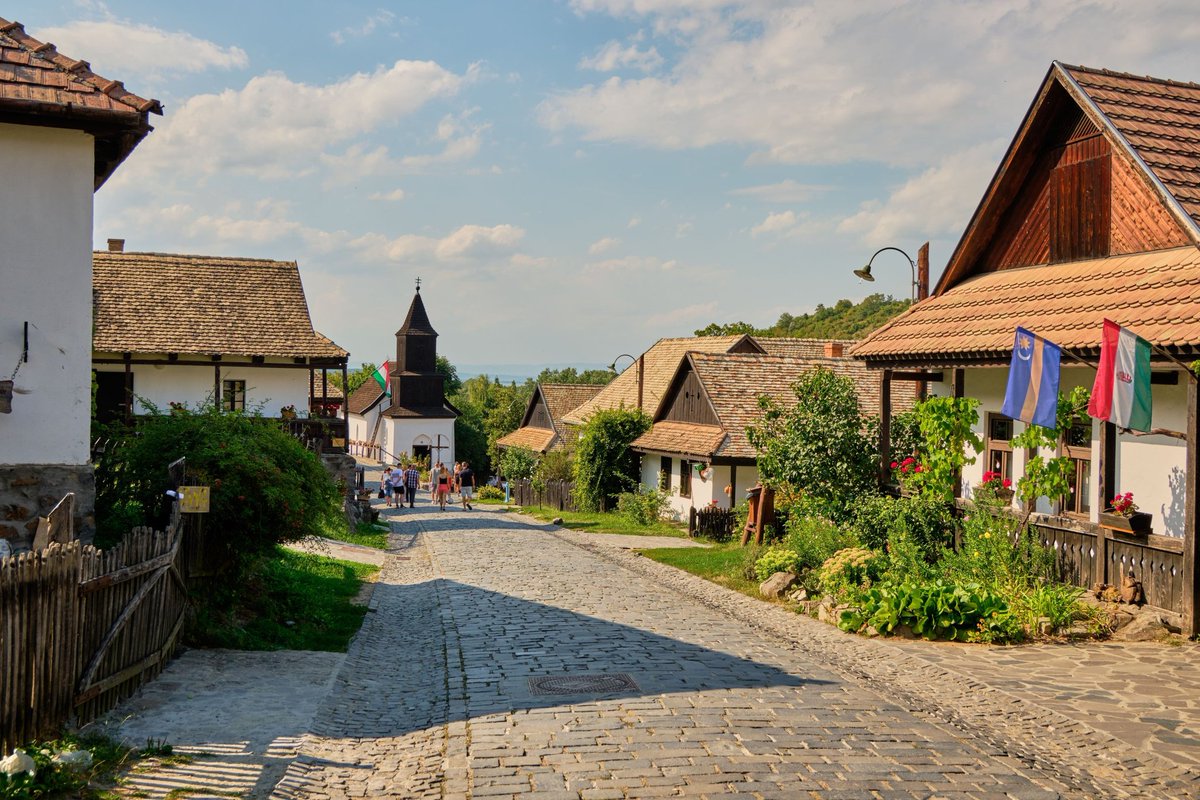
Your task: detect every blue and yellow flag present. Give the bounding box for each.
[1001,326,1061,429]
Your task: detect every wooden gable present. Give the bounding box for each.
[522,387,552,430]
[659,357,720,427]
[937,65,1193,294]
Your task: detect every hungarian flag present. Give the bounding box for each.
[372,361,391,396]
[1088,320,1152,431]
[1001,326,1061,429]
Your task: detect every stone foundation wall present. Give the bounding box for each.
[0,464,95,553]
[321,452,368,529]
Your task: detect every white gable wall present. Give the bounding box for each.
[381,417,455,466]
[0,124,94,466]
[93,362,312,415]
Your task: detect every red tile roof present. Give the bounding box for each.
[495,426,556,453]
[0,17,162,186]
[852,247,1200,364]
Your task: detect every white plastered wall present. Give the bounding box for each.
[381,417,455,466]
[93,361,311,415]
[637,450,726,521]
[928,365,1188,537]
[0,124,94,465]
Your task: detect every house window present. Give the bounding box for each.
[222,379,246,412]
[659,456,671,491]
[1060,422,1092,515]
[679,459,692,498]
[986,414,1015,483]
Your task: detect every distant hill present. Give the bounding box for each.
[695,293,910,340]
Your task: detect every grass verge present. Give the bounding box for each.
[321,520,390,550]
[521,506,688,537]
[187,547,378,652]
[639,542,762,596]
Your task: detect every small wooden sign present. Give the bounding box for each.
[331,437,346,448]
[178,486,210,513]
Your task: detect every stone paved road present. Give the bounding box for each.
[272,502,1140,800]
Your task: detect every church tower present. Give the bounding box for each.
[389,283,449,412]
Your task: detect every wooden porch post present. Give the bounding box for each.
[1183,379,1199,635]
[122,352,132,424]
[952,368,965,499]
[879,369,893,485]
[341,360,350,448]
[729,464,738,510]
[309,368,315,414]
[1097,420,1117,591]
[213,360,221,411]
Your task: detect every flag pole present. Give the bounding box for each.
[1058,348,1097,372]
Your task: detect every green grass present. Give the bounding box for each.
[640,542,763,595]
[321,520,390,550]
[187,547,378,652]
[521,505,688,537]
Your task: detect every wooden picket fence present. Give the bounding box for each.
[512,479,579,512]
[0,508,207,752]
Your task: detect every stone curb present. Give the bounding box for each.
[551,529,1200,800]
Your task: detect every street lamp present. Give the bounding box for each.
[609,353,645,411]
[853,246,918,302]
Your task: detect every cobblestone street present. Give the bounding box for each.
[261,498,1200,800]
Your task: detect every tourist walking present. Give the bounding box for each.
[381,467,395,508]
[388,467,405,511]
[403,462,420,508]
[459,461,474,510]
[437,463,451,511]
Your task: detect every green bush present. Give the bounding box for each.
[839,580,1012,641]
[616,487,671,526]
[476,485,505,500]
[1011,580,1086,635]
[848,493,953,562]
[572,407,651,512]
[753,545,803,581]
[498,446,539,482]
[817,547,886,599]
[93,407,343,585]
[942,499,1056,593]
[782,514,857,579]
[536,449,574,483]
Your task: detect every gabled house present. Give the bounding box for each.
[495,383,605,454]
[632,341,917,519]
[561,335,766,427]
[0,18,160,549]
[91,244,349,439]
[346,287,457,465]
[853,62,1200,631]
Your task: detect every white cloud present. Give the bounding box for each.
[579,39,664,72]
[838,141,1002,246]
[585,255,678,273]
[114,60,475,183]
[730,179,825,203]
[36,19,247,77]
[331,10,399,45]
[398,114,488,171]
[644,301,718,328]
[369,188,407,202]
[588,236,621,255]
[544,1,1200,167]
[750,210,796,237]
[627,216,642,228]
[675,222,693,238]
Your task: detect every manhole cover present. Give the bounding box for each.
[527,673,639,696]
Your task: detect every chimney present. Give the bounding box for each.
[824,342,844,358]
[107,238,124,252]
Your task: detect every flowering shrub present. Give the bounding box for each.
[980,470,1012,490]
[753,546,803,582]
[1110,492,1138,516]
[890,456,924,486]
[817,547,886,599]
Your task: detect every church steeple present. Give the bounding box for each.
[390,284,446,410]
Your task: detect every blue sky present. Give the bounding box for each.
[11,1,1200,372]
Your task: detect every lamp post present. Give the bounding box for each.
[609,353,644,411]
[853,246,920,301]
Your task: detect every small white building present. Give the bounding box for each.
[346,288,457,466]
[92,246,349,434]
[0,17,161,548]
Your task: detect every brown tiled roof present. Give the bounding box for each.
[495,426,556,453]
[632,421,727,460]
[382,404,455,419]
[632,346,914,460]
[310,372,343,400]
[853,247,1200,364]
[562,335,758,425]
[540,383,605,425]
[755,338,858,359]
[1062,64,1200,233]
[0,18,162,186]
[93,251,348,359]
[347,380,385,415]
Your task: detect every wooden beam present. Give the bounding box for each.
[952,368,965,499]
[123,352,132,424]
[1183,378,1199,636]
[93,357,332,370]
[916,242,930,301]
[214,363,221,410]
[890,371,944,382]
[879,369,892,486]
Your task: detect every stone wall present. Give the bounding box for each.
[0,464,95,552]
[321,452,373,529]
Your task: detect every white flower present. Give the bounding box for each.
[53,749,93,770]
[0,748,36,776]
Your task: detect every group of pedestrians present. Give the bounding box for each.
[380,460,474,512]
[380,463,421,509]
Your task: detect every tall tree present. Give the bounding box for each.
[694,294,910,340]
[328,362,377,395]
[536,366,614,385]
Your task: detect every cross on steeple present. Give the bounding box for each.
[415,276,422,292]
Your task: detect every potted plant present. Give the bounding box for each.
[1100,492,1152,535]
[280,404,297,420]
[977,470,1014,503]
[890,456,924,496]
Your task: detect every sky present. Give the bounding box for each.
[10,1,1200,374]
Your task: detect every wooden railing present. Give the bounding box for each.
[283,416,348,453]
[690,505,737,542]
[512,479,578,512]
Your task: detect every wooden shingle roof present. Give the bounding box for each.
[495,426,556,453]
[93,251,347,359]
[0,17,162,187]
[347,380,385,415]
[562,335,761,425]
[540,383,605,425]
[853,246,1200,364]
